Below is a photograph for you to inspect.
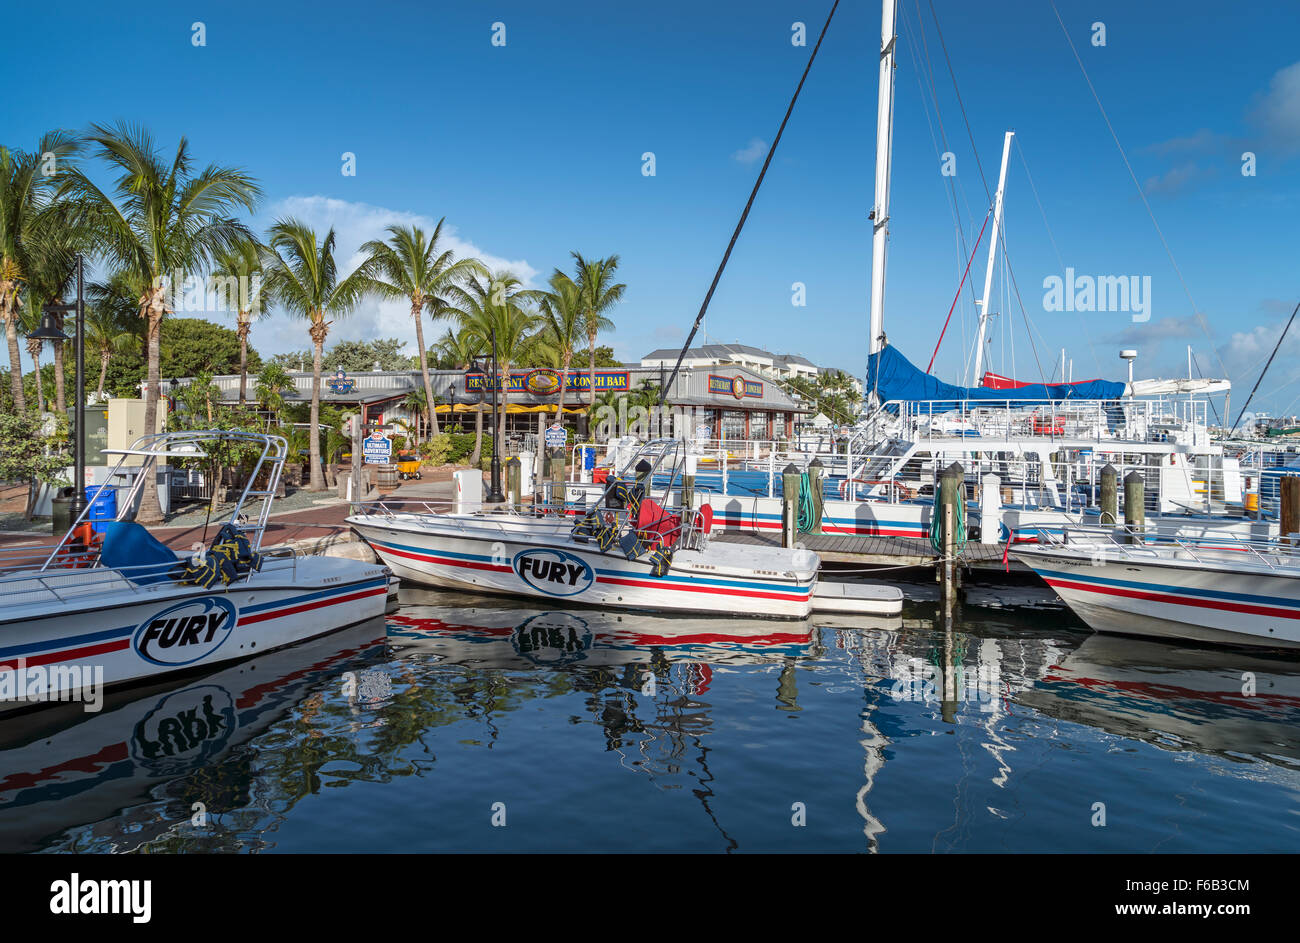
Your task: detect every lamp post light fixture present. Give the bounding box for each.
[30,254,86,522]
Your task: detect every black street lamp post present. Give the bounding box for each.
[29,254,86,522]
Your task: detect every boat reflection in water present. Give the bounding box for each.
[0,620,388,854]
[1017,633,1300,768]
[386,588,876,672]
[4,587,1298,853]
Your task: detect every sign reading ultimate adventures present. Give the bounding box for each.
[708,374,763,399]
[465,370,630,394]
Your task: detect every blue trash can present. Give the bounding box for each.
[85,485,118,533]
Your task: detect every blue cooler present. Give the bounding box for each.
[85,484,118,533]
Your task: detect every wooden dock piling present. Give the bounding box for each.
[808,457,825,535]
[781,463,801,549]
[1123,470,1145,543]
[938,462,964,605]
[1282,476,1300,543]
[1099,464,1118,525]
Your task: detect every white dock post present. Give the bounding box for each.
[453,468,482,514]
[980,473,1001,544]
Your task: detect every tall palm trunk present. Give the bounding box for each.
[52,312,66,413]
[413,299,439,437]
[587,328,597,411]
[586,326,597,434]
[2,289,26,411]
[26,339,44,412]
[557,350,571,426]
[470,400,484,466]
[97,346,109,398]
[139,306,166,522]
[237,314,250,405]
[308,314,327,491]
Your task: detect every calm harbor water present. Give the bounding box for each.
[2,584,1298,853]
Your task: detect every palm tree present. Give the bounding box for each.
[446,272,540,452]
[435,326,486,464]
[254,361,295,415]
[571,252,625,425]
[19,204,85,412]
[209,238,268,406]
[359,221,486,440]
[402,387,429,449]
[260,219,371,491]
[62,122,259,521]
[19,300,46,411]
[85,282,138,398]
[537,271,584,428]
[0,131,79,412]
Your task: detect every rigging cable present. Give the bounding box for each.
[1014,134,1104,378]
[656,0,840,409]
[927,0,1048,384]
[928,205,994,373]
[1230,299,1300,434]
[1048,0,1229,380]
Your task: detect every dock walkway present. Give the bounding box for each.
[713,530,1027,572]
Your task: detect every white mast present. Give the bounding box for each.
[868,0,898,359]
[970,130,1015,386]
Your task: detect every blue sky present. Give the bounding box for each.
[6,0,1300,414]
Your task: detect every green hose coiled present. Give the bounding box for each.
[797,473,817,533]
[930,491,967,555]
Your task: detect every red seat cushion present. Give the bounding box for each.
[636,498,681,548]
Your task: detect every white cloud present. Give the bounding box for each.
[1141,162,1214,197]
[252,195,538,357]
[731,138,767,164]
[1250,61,1300,154]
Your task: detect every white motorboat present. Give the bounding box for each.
[0,431,391,711]
[346,439,904,619]
[1015,526,1300,649]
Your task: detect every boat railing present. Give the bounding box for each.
[0,543,299,606]
[1047,522,1300,571]
[885,397,1213,449]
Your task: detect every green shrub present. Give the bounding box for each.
[420,434,453,466]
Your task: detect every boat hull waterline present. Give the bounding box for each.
[1016,550,1300,649]
[350,516,818,618]
[0,561,391,709]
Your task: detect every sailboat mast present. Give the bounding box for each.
[970,130,1015,386]
[868,0,898,358]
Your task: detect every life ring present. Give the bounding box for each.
[55,524,102,568]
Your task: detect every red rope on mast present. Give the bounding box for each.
[927,207,993,375]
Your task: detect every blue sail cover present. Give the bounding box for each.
[867,345,1126,409]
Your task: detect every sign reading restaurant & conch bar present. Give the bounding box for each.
[708,374,763,399]
[465,370,630,393]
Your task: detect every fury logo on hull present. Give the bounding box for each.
[514,548,595,597]
[134,597,238,666]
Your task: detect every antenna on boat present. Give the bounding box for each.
[969,130,1014,386]
[868,0,898,363]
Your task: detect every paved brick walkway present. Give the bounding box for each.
[0,468,466,554]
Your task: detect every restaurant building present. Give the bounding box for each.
[185,362,808,441]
